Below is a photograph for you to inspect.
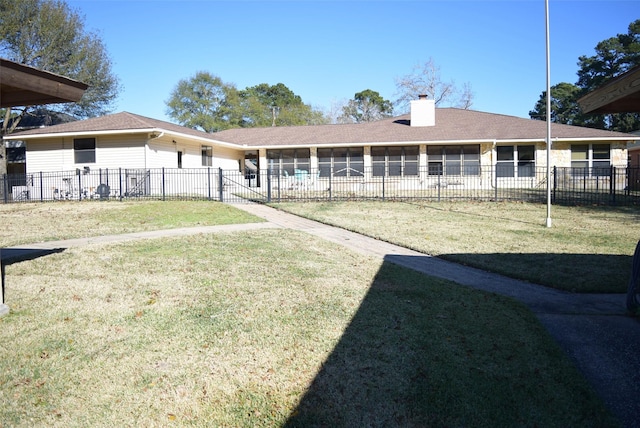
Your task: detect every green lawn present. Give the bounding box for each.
[274,200,638,293]
[0,200,622,426]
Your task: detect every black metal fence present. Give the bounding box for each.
[1,166,639,206]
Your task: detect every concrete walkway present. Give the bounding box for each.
[2,203,639,427]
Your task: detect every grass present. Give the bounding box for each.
[0,200,264,247]
[1,226,617,427]
[273,200,639,293]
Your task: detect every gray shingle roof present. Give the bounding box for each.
[7,109,637,148]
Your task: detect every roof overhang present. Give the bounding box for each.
[3,126,244,150]
[578,66,640,114]
[0,58,89,108]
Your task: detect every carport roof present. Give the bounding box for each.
[578,66,640,114]
[0,58,88,108]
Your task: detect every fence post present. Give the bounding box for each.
[161,167,166,201]
[77,170,82,201]
[382,174,386,201]
[611,166,616,206]
[494,167,498,201]
[218,168,224,202]
[267,169,272,203]
[207,167,212,201]
[2,174,7,203]
[119,168,123,200]
[39,172,44,202]
[328,171,332,202]
[552,166,557,203]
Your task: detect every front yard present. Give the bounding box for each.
[0,200,623,426]
[275,200,638,293]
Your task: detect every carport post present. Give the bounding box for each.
[0,250,8,316]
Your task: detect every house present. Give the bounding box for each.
[3,96,639,200]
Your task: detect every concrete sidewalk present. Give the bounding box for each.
[2,203,639,426]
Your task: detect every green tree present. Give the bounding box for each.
[528,82,593,126]
[165,72,242,133]
[338,89,393,123]
[239,83,327,127]
[0,0,120,134]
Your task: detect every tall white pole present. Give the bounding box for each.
[545,0,552,228]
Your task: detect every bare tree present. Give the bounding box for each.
[394,58,473,112]
[456,82,474,110]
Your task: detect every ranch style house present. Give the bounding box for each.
[3,96,639,201]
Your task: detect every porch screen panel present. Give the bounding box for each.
[372,147,386,177]
[333,148,348,177]
[427,146,443,176]
[318,147,363,177]
[267,149,310,175]
[404,146,419,176]
[444,147,461,176]
[462,146,480,176]
[388,146,402,176]
[350,148,364,176]
[318,148,332,177]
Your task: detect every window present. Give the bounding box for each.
[267,149,310,175]
[372,146,419,177]
[74,138,96,163]
[318,147,364,177]
[201,146,213,166]
[496,145,535,178]
[177,151,183,169]
[571,144,610,176]
[427,145,480,176]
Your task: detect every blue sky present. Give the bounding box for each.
[67,0,638,122]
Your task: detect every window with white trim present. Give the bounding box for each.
[427,145,480,176]
[201,146,213,166]
[372,146,419,177]
[318,147,364,177]
[571,144,611,176]
[496,145,535,178]
[74,138,96,164]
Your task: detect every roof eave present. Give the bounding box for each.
[4,127,246,149]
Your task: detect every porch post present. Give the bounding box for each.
[0,251,8,316]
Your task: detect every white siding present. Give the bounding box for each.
[213,145,243,170]
[147,137,179,169]
[96,134,146,169]
[26,138,68,173]
[25,132,245,173]
[26,134,146,173]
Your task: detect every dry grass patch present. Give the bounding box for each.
[275,201,639,293]
[0,200,263,247]
[1,230,615,426]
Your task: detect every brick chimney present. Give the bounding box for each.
[410,94,435,127]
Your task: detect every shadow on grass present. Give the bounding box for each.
[1,247,66,303]
[440,252,631,293]
[284,257,616,427]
